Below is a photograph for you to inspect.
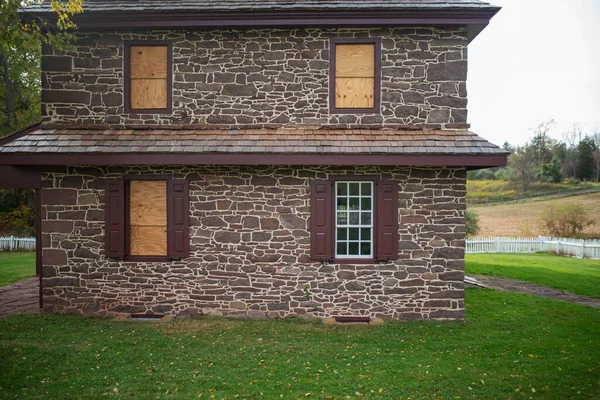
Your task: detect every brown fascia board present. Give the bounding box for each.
[0,153,508,169]
[27,8,500,42]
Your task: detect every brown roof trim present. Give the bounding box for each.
[0,153,507,168]
[0,166,41,189]
[0,122,42,146]
[30,9,499,42]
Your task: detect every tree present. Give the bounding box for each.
[529,119,555,166]
[508,144,538,193]
[539,203,594,238]
[561,124,582,179]
[465,209,480,237]
[537,157,564,183]
[0,0,83,135]
[576,136,597,181]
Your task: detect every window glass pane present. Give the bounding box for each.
[335,180,373,259]
[361,182,371,196]
[361,212,372,225]
[361,197,371,210]
[361,228,371,240]
[360,242,371,256]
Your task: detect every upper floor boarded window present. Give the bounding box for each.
[124,42,172,113]
[330,39,381,114]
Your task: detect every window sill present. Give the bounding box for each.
[332,258,377,265]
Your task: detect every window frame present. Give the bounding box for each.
[123,41,173,114]
[124,174,171,262]
[329,38,381,115]
[330,175,379,264]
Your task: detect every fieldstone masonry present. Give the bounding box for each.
[41,165,466,319]
[41,27,469,129]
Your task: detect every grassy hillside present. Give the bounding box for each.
[467,179,600,202]
[472,192,600,237]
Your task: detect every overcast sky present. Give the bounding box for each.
[468,0,600,147]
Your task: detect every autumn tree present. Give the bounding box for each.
[0,0,83,135]
[508,144,538,193]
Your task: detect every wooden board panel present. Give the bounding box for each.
[130,79,167,109]
[130,226,167,256]
[130,181,167,225]
[130,46,168,79]
[130,180,167,256]
[335,77,375,108]
[336,44,374,78]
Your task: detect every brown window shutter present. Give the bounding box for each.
[167,179,190,259]
[105,179,125,259]
[310,180,333,260]
[376,180,399,261]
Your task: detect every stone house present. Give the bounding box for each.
[0,0,507,320]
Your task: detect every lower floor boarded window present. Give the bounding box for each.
[311,178,398,262]
[105,178,189,260]
[129,180,167,256]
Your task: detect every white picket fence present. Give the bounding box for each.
[0,236,36,252]
[466,236,600,259]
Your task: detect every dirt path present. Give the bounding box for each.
[471,274,600,309]
[0,277,40,317]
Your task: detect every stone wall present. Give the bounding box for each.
[41,165,466,320]
[41,27,469,129]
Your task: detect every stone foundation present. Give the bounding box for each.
[41,165,466,319]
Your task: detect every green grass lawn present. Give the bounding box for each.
[0,252,36,287]
[466,252,600,299]
[0,289,599,399]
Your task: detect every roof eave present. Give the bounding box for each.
[24,8,501,42]
[0,152,508,168]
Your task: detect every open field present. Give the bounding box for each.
[466,179,600,202]
[0,252,35,287]
[1,289,599,399]
[472,192,600,237]
[466,253,600,298]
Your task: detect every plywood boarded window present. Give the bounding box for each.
[335,43,375,109]
[129,180,167,256]
[127,44,170,111]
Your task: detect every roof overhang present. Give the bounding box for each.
[0,153,507,169]
[23,8,500,43]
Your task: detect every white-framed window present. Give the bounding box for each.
[335,181,373,258]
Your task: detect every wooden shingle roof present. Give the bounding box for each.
[0,127,507,155]
[24,0,500,13]
[0,127,508,167]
